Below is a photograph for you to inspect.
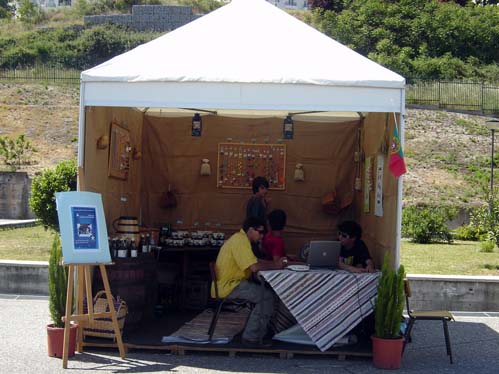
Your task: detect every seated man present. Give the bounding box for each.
[212,216,287,346]
[337,220,375,273]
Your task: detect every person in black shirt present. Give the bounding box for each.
[337,220,375,273]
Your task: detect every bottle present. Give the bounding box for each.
[145,233,151,253]
[130,238,138,258]
[111,237,118,259]
[117,238,127,258]
[140,234,147,253]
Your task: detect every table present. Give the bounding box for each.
[259,269,380,351]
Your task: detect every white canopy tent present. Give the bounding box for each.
[78,0,406,264]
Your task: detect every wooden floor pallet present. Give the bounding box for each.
[174,343,372,360]
[82,340,371,360]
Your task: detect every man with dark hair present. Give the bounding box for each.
[246,176,270,224]
[212,216,287,346]
[337,220,375,273]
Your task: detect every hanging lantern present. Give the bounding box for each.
[283,115,294,139]
[192,113,202,136]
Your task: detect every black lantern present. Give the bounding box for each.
[192,113,202,136]
[283,115,294,139]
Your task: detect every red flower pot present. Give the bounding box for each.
[371,335,404,369]
[47,323,78,358]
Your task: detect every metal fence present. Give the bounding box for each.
[406,79,499,115]
[0,65,80,85]
[1,66,499,114]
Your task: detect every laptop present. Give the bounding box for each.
[306,241,341,269]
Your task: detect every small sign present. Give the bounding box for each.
[56,191,111,264]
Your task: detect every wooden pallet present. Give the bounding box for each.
[174,343,372,360]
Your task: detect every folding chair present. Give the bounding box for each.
[207,261,253,340]
[403,279,455,363]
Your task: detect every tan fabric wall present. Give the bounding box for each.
[79,108,400,261]
[78,106,143,233]
[140,115,361,255]
[358,113,399,267]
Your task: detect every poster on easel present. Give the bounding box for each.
[56,191,111,264]
[217,143,286,190]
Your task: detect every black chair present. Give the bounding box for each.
[207,261,252,340]
[403,279,455,363]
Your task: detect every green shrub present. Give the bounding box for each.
[29,159,77,232]
[48,234,68,328]
[0,134,37,171]
[469,199,499,247]
[453,224,480,241]
[402,205,456,244]
[480,240,495,253]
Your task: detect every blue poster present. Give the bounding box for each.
[56,191,111,264]
[71,206,99,250]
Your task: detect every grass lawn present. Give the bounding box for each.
[401,239,499,276]
[0,225,55,261]
[1,226,499,275]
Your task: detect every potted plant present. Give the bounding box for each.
[372,253,406,369]
[46,234,77,358]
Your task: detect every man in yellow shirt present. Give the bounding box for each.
[212,216,287,346]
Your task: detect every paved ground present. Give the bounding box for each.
[1,295,499,374]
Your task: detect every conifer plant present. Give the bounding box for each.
[374,253,406,339]
[48,234,68,328]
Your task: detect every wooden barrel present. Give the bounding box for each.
[113,216,140,243]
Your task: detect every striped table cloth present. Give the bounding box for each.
[260,269,380,351]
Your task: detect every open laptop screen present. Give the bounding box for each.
[306,241,341,268]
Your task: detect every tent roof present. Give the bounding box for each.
[80,0,405,113]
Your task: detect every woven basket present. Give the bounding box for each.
[82,290,128,341]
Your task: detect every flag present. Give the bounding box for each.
[389,125,406,178]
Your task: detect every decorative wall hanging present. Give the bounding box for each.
[294,163,305,182]
[217,143,286,189]
[200,158,211,176]
[364,156,373,213]
[192,113,202,136]
[108,122,131,180]
[375,154,385,217]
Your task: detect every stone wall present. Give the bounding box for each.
[0,172,34,219]
[84,5,196,32]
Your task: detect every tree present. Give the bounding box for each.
[308,0,346,12]
[0,0,14,19]
[30,159,77,232]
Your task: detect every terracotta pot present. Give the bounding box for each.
[47,323,78,358]
[371,335,404,369]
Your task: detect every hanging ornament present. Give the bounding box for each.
[200,158,211,176]
[294,163,305,182]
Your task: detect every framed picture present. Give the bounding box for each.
[56,191,111,265]
[108,122,131,180]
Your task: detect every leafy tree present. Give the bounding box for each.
[29,159,77,232]
[0,0,14,19]
[17,0,46,24]
[308,0,346,12]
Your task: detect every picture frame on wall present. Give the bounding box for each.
[108,122,131,180]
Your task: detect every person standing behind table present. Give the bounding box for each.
[246,176,271,259]
[246,176,270,226]
[337,220,375,273]
[212,216,287,347]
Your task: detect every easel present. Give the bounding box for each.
[61,263,126,369]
